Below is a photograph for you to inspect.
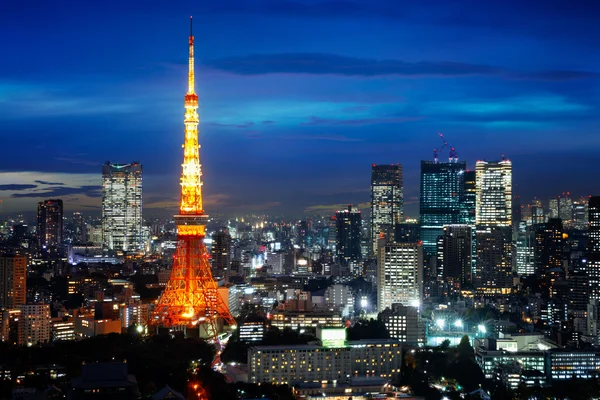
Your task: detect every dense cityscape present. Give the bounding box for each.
[2,2,600,400]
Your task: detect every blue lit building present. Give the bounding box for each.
[420,160,467,257]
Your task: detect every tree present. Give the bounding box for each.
[457,335,474,361]
[347,318,389,340]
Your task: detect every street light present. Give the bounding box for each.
[454,319,463,329]
[478,324,486,334]
[436,319,445,329]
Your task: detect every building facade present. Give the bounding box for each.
[378,303,424,345]
[377,242,423,311]
[101,162,143,253]
[370,164,403,254]
[437,224,472,288]
[0,255,26,308]
[37,199,63,258]
[248,339,402,384]
[18,304,51,346]
[588,197,600,301]
[475,159,512,227]
[211,230,232,279]
[420,160,467,256]
[335,205,362,267]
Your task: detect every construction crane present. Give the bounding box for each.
[433,132,458,163]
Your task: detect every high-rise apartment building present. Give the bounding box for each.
[37,199,63,258]
[211,230,232,279]
[101,162,143,253]
[420,160,467,256]
[475,159,512,227]
[377,242,422,311]
[18,304,51,346]
[588,197,600,301]
[437,225,472,288]
[0,255,26,308]
[335,205,362,267]
[370,164,403,254]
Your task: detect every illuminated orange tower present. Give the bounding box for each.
[150,17,236,340]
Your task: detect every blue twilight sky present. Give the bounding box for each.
[1,0,599,217]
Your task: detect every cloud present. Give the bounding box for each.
[301,116,422,126]
[0,184,38,191]
[34,180,65,185]
[206,121,255,129]
[203,53,597,81]
[11,185,102,199]
[284,133,363,142]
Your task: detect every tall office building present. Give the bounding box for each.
[461,170,476,225]
[420,160,467,256]
[336,205,362,267]
[534,218,564,284]
[573,197,589,231]
[37,199,63,258]
[588,197,600,301]
[211,230,232,279]
[0,255,26,308]
[475,159,512,227]
[437,225,472,288]
[474,159,513,294]
[515,222,535,276]
[549,198,559,219]
[370,164,403,254]
[101,162,143,253]
[558,193,573,228]
[475,226,513,294]
[377,242,423,311]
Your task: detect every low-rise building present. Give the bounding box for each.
[269,310,343,331]
[378,303,424,345]
[545,349,600,381]
[248,329,402,385]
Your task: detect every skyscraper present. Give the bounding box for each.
[461,170,476,225]
[37,199,63,258]
[336,205,362,268]
[211,230,232,280]
[558,193,573,228]
[475,226,513,294]
[101,162,143,253]
[588,197,600,301]
[573,197,589,230]
[475,159,512,227]
[370,164,403,254]
[0,255,26,308]
[377,242,423,311]
[420,160,467,256]
[437,225,472,288]
[475,158,513,294]
[515,222,535,276]
[534,218,564,284]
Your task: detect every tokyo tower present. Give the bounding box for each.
[149,17,236,340]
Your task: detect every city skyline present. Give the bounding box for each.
[1,0,600,216]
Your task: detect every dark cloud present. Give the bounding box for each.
[34,180,65,185]
[11,185,102,198]
[0,184,38,191]
[302,116,423,126]
[203,53,597,81]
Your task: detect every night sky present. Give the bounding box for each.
[1,0,599,217]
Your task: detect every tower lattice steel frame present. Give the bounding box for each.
[149,17,236,340]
